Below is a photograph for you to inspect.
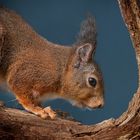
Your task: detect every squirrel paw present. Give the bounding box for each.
[43,106,56,119]
[36,106,56,119]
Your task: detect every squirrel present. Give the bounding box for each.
[0,7,104,119]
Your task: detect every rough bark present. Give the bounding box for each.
[0,0,140,139]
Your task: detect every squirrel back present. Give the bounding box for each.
[0,8,71,81]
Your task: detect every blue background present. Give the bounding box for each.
[0,0,138,124]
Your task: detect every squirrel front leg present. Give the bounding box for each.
[16,92,56,119]
[6,58,58,119]
[7,78,56,119]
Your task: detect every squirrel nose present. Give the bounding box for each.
[97,102,104,108]
[97,104,102,108]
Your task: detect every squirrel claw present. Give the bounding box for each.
[44,106,57,119]
[36,109,49,119]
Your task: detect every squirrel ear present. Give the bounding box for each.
[76,43,96,63]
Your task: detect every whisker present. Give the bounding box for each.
[5,98,17,103]
[86,107,92,111]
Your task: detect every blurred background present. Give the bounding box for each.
[0,0,138,124]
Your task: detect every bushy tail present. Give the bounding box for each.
[76,14,97,46]
[0,21,6,65]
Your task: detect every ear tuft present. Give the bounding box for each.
[76,14,97,46]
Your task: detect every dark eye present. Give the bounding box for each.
[88,77,97,87]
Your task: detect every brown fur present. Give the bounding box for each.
[0,8,104,119]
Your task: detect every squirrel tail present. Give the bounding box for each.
[0,21,6,65]
[76,14,97,46]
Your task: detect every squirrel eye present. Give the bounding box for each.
[88,77,97,87]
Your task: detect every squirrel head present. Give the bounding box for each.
[61,43,104,109]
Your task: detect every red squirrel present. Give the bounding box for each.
[0,8,104,119]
